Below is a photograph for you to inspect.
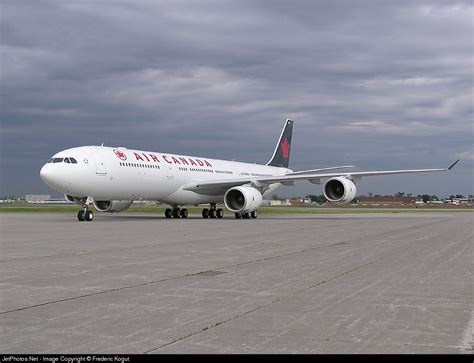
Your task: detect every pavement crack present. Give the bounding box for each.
[144,257,384,353]
[0,220,422,316]
[0,273,197,315]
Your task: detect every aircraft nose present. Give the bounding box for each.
[40,164,52,184]
[40,163,63,190]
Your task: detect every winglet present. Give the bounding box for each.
[448,159,460,170]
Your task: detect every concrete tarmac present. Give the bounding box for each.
[0,212,473,354]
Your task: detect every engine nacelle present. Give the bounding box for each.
[93,200,133,213]
[65,194,86,205]
[323,177,357,204]
[224,186,263,213]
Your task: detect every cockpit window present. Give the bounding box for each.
[48,157,77,164]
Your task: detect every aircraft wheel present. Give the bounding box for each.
[209,209,217,219]
[172,208,181,218]
[242,212,251,219]
[180,208,188,218]
[216,208,224,219]
[251,210,258,219]
[202,208,210,219]
[77,210,85,221]
[85,210,94,221]
[165,208,172,219]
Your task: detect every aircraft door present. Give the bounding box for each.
[166,165,174,180]
[94,152,107,175]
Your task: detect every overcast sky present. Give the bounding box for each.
[1,0,473,198]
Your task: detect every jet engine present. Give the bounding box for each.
[65,194,86,205]
[224,186,263,213]
[93,200,133,213]
[323,177,357,204]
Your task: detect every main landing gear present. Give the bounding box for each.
[165,206,188,219]
[163,205,258,220]
[234,210,258,219]
[77,199,94,222]
[202,203,224,219]
[164,205,224,219]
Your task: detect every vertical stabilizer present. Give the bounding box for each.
[266,119,293,168]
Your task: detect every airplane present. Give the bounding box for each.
[39,119,459,221]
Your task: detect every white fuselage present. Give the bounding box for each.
[40,146,291,204]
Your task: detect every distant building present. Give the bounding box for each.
[25,195,69,204]
[449,197,474,205]
[270,200,284,206]
[25,195,51,203]
[289,198,312,207]
[269,199,291,206]
[358,196,419,205]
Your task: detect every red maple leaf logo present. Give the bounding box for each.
[113,149,127,160]
[281,138,290,159]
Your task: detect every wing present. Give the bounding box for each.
[182,160,460,195]
[285,165,355,175]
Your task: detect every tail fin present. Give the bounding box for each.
[266,119,293,168]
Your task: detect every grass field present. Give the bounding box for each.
[0,203,472,214]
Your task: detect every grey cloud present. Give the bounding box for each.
[1,0,472,197]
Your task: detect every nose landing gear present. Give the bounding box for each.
[78,209,94,221]
[77,198,94,222]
